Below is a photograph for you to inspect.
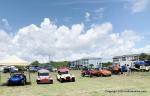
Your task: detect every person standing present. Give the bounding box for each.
[124,64,128,76]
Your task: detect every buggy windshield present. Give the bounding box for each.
[59,71,68,74]
[38,73,49,76]
[11,74,23,78]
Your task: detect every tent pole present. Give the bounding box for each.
[28,68,31,84]
[0,71,1,85]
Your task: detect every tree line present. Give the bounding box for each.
[139,53,150,61]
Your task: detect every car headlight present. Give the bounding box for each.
[49,77,53,80]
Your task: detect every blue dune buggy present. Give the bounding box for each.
[7,73,27,86]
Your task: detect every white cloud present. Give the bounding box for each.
[2,19,9,26]
[0,18,148,62]
[131,0,149,13]
[0,18,11,32]
[85,12,90,21]
[0,30,12,57]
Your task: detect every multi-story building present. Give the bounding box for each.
[113,54,140,67]
[70,57,102,69]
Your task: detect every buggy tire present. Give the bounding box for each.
[60,78,63,83]
[22,80,25,86]
[81,73,85,77]
[89,74,93,78]
[72,78,75,82]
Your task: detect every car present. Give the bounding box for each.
[98,69,112,77]
[3,66,18,73]
[132,61,150,72]
[7,72,27,86]
[81,67,111,77]
[28,66,38,72]
[36,69,53,84]
[56,68,75,83]
[3,67,10,73]
[10,66,18,73]
[0,66,4,72]
[81,68,99,77]
[107,64,121,74]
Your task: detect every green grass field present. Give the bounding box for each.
[0,70,150,96]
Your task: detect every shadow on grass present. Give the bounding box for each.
[0,82,32,86]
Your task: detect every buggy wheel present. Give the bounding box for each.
[7,81,11,86]
[98,74,101,77]
[81,73,85,77]
[36,81,39,84]
[60,78,63,83]
[72,78,75,82]
[22,80,26,86]
[89,74,93,78]
[50,80,53,84]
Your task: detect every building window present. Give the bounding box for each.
[113,58,119,62]
[122,57,126,61]
[133,56,139,61]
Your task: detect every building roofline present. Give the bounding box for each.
[70,57,102,62]
[81,57,102,60]
[113,54,140,58]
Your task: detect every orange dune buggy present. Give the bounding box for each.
[81,68,111,77]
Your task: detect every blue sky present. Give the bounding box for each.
[0,0,150,61]
[0,0,149,32]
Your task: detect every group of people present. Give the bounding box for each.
[119,64,131,75]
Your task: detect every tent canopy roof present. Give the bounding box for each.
[134,61,145,65]
[0,55,29,66]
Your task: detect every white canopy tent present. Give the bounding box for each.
[0,55,29,66]
[0,56,31,85]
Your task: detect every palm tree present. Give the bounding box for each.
[89,64,94,69]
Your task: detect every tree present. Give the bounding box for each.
[139,53,148,61]
[50,61,69,68]
[102,62,112,67]
[146,55,150,61]
[30,60,40,66]
[89,64,94,68]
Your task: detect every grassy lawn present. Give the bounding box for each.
[0,70,150,96]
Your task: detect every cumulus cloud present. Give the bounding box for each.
[130,0,149,13]
[0,18,145,62]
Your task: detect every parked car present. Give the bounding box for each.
[81,67,111,77]
[28,66,38,72]
[0,66,4,72]
[3,67,10,73]
[7,72,27,86]
[81,68,98,77]
[10,66,18,73]
[36,69,53,84]
[131,61,150,72]
[99,70,112,77]
[3,66,18,73]
[107,64,121,74]
[52,68,57,72]
[56,68,75,83]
